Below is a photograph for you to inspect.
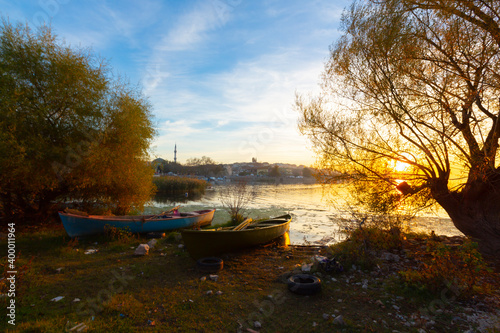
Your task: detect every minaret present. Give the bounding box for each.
[174,143,177,164]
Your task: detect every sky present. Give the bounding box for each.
[1,0,350,166]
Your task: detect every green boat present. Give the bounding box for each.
[181,214,291,259]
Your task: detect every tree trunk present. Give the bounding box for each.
[432,174,500,256]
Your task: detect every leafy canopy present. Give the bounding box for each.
[0,20,156,219]
[297,0,500,254]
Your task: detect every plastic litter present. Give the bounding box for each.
[315,255,343,273]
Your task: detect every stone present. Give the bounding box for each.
[147,239,158,248]
[302,263,313,272]
[323,313,330,320]
[254,321,262,328]
[333,315,344,325]
[209,275,218,281]
[216,291,223,295]
[134,244,149,256]
[381,252,400,262]
[200,276,207,282]
[55,267,63,273]
[178,244,185,249]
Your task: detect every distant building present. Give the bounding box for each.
[224,165,233,176]
[256,168,268,176]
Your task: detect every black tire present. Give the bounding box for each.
[196,257,223,273]
[287,274,321,295]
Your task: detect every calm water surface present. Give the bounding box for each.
[146,184,462,245]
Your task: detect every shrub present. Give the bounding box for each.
[218,181,255,225]
[104,225,135,243]
[399,239,492,297]
[329,224,404,270]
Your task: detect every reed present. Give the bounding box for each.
[153,176,207,194]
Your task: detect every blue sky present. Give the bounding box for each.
[1,0,349,166]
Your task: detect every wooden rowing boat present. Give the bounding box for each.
[59,209,216,237]
[181,214,291,259]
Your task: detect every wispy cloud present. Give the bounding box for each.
[4,0,349,165]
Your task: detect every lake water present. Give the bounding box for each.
[146,184,463,245]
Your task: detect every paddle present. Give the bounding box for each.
[233,218,253,231]
[150,205,181,219]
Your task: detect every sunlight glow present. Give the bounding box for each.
[394,160,410,172]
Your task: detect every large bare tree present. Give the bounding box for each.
[297,0,500,254]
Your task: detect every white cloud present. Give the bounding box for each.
[154,1,232,53]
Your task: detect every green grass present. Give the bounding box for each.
[1,223,498,332]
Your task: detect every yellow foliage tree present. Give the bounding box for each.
[0,20,156,220]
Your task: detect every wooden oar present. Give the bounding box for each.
[150,205,181,219]
[233,218,253,231]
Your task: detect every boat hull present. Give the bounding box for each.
[59,209,215,238]
[181,214,291,259]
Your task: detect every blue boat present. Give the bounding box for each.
[59,209,215,237]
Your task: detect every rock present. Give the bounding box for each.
[337,299,343,303]
[147,239,158,248]
[323,313,330,320]
[312,322,317,327]
[216,291,223,295]
[302,263,313,272]
[425,320,435,329]
[393,305,400,311]
[178,244,184,249]
[73,298,81,302]
[134,244,149,255]
[55,267,63,273]
[381,252,400,262]
[200,276,206,282]
[254,321,262,328]
[375,300,384,307]
[51,296,64,302]
[206,290,213,295]
[209,274,218,281]
[84,249,98,255]
[333,315,344,325]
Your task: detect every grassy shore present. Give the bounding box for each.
[1,222,499,332]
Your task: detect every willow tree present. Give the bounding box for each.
[0,20,156,220]
[297,0,500,254]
